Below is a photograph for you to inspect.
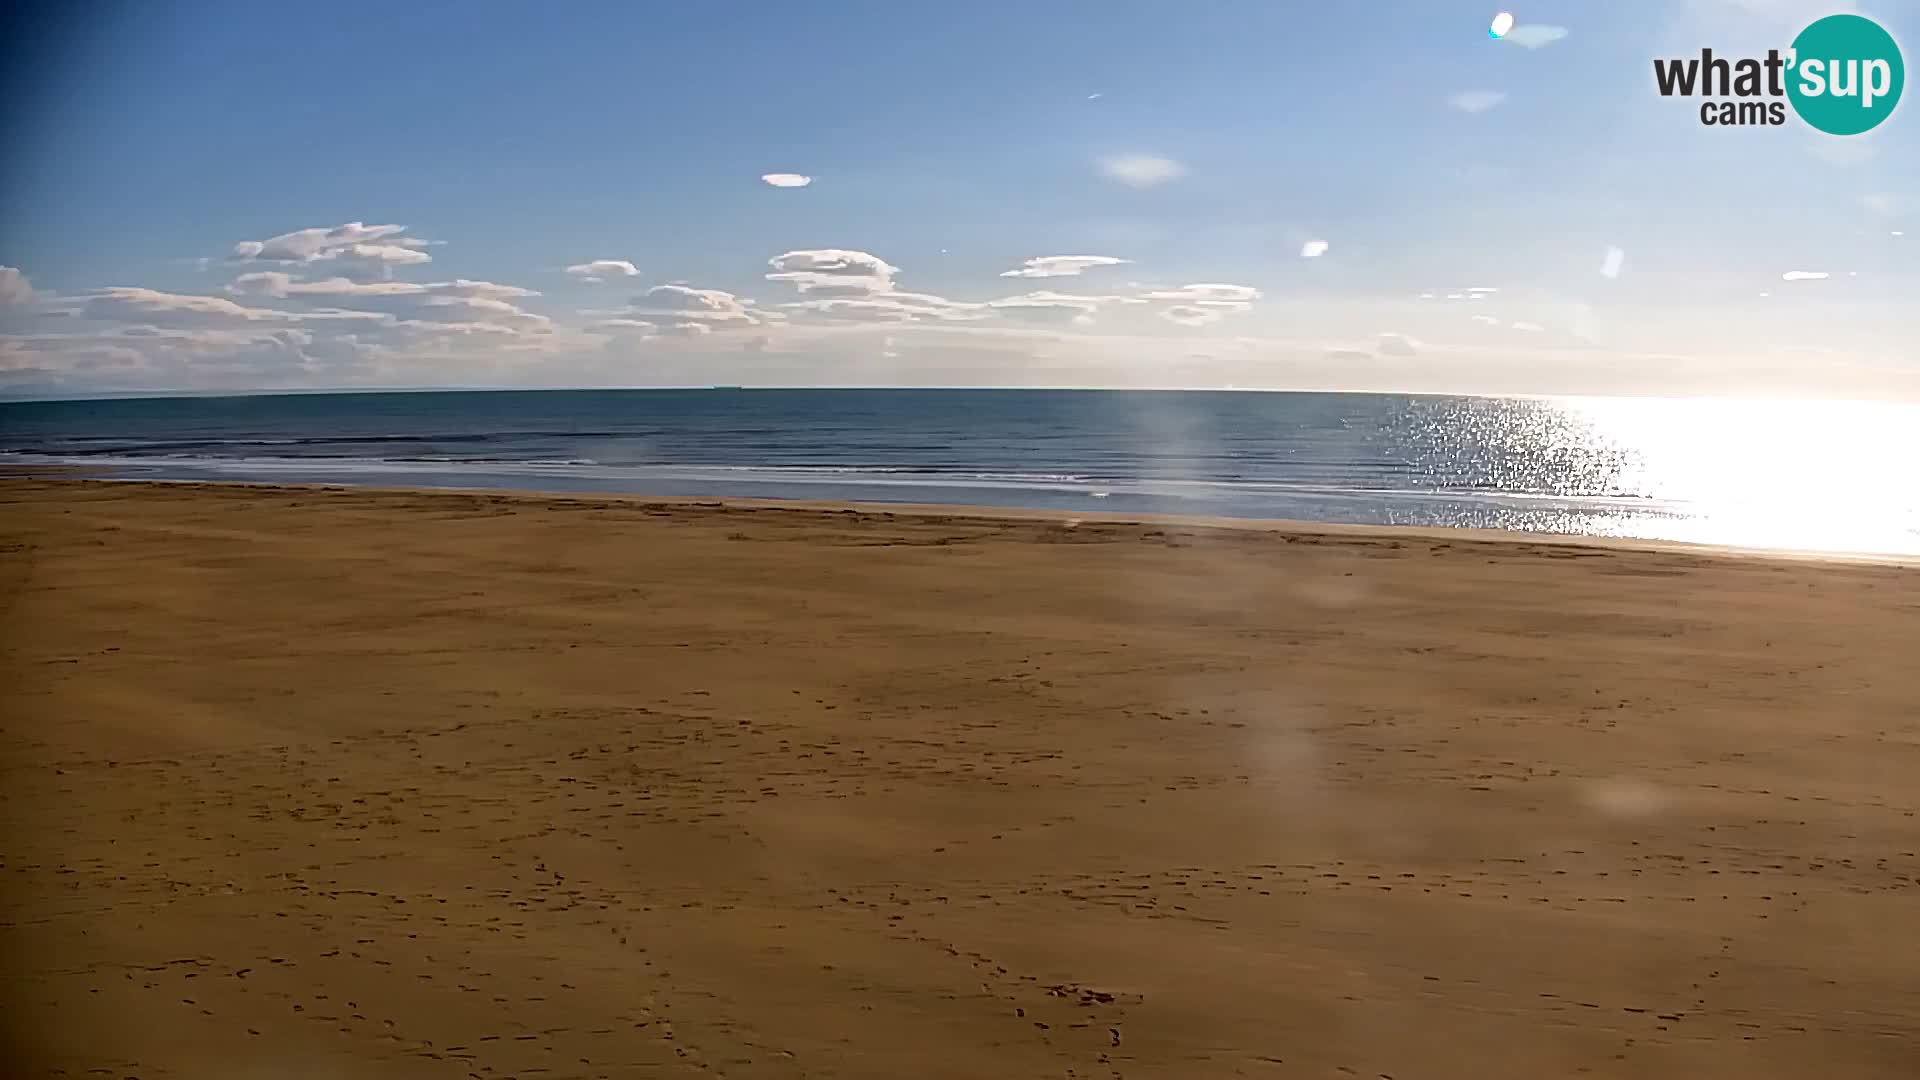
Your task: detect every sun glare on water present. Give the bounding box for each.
[1555,396,1920,556]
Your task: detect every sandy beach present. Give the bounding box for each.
[4,477,1918,1079]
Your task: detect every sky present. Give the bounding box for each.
[0,0,1914,399]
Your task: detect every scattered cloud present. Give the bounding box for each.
[1096,154,1186,188]
[1471,314,1501,325]
[1139,283,1261,304]
[987,291,1139,327]
[328,244,433,275]
[760,173,813,188]
[1781,270,1829,281]
[1500,24,1568,48]
[591,318,658,336]
[1299,240,1329,258]
[1446,90,1508,113]
[1600,246,1627,279]
[765,249,899,294]
[232,222,404,261]
[565,259,641,283]
[786,291,985,324]
[1511,321,1544,332]
[215,274,551,337]
[230,222,433,277]
[999,255,1131,279]
[630,284,774,329]
[81,287,380,328]
[229,273,537,302]
[0,266,33,306]
[1161,305,1225,327]
[401,296,552,330]
[1377,332,1420,357]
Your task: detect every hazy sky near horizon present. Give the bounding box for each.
[0,0,1914,399]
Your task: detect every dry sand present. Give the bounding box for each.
[3,478,1918,1078]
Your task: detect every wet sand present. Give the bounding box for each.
[4,478,1918,1078]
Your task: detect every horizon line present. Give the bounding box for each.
[0,384,1909,408]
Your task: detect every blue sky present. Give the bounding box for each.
[1,0,1914,397]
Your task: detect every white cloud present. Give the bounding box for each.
[565,259,641,283]
[0,266,32,305]
[332,244,432,274]
[761,173,812,188]
[427,280,538,301]
[232,222,404,261]
[666,321,714,336]
[590,318,658,336]
[229,223,434,277]
[1501,24,1568,48]
[1471,314,1501,325]
[1511,321,1544,332]
[1161,305,1225,327]
[1377,333,1420,357]
[1299,240,1329,258]
[1600,246,1627,279]
[216,274,550,338]
[765,249,899,295]
[1446,90,1508,113]
[1781,270,1829,281]
[1096,154,1185,188]
[999,255,1131,279]
[630,284,773,329]
[231,272,414,298]
[636,284,748,314]
[986,290,1134,327]
[408,296,552,329]
[81,287,383,327]
[230,273,537,301]
[1139,283,1262,306]
[786,290,986,324]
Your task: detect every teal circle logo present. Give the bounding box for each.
[1787,14,1904,135]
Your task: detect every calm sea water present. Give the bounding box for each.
[3,389,1917,556]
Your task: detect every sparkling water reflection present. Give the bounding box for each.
[2,390,1916,556]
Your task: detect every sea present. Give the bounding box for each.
[3,388,1917,557]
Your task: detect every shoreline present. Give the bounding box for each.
[13,472,1918,568]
